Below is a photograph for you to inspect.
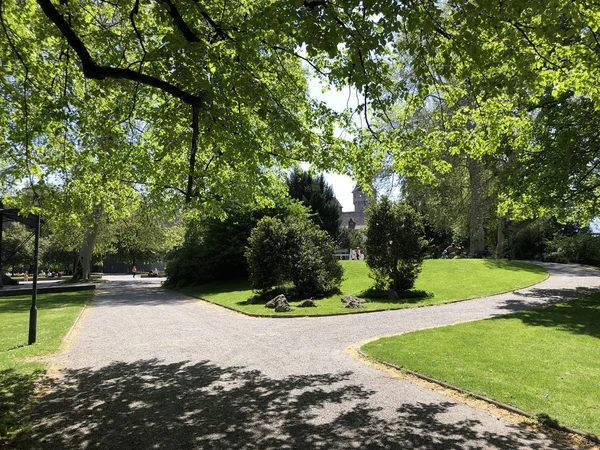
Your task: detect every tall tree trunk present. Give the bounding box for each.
[467,157,486,255]
[72,206,103,281]
[496,216,506,256]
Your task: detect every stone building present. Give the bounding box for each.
[339,185,370,230]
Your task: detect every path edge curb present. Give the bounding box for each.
[356,348,600,445]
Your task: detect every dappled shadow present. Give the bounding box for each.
[533,262,600,278]
[513,287,600,302]
[0,369,38,443]
[494,295,600,340]
[10,359,563,449]
[481,259,548,275]
[92,283,196,307]
[494,287,600,316]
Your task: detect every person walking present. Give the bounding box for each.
[132,265,137,278]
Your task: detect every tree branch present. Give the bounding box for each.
[37,0,203,107]
[186,105,199,203]
[199,10,233,41]
[157,0,201,43]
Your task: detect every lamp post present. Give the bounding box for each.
[28,214,40,345]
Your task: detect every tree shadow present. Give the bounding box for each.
[481,260,548,275]
[0,368,39,441]
[92,285,198,307]
[9,359,563,449]
[494,292,600,339]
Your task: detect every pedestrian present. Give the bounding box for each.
[132,265,137,278]
[356,247,361,260]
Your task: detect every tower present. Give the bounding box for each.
[352,185,369,213]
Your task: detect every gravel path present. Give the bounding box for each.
[27,262,600,449]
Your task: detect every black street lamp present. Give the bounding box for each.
[28,214,41,345]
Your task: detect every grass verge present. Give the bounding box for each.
[0,290,94,440]
[182,259,547,316]
[361,294,600,436]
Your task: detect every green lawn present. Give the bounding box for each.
[182,259,547,316]
[0,291,94,439]
[362,294,600,436]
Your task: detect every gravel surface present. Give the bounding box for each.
[26,262,600,449]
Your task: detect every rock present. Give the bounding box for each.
[387,290,399,300]
[266,294,287,309]
[275,303,291,312]
[299,299,317,307]
[341,295,366,304]
[344,300,363,308]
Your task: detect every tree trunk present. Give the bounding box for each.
[72,206,103,281]
[496,216,506,256]
[467,157,486,256]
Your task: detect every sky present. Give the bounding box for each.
[307,76,358,212]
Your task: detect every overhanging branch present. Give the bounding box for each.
[37,0,203,107]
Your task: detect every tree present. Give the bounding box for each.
[107,202,184,267]
[336,227,364,250]
[0,222,34,273]
[0,0,404,217]
[5,0,600,232]
[165,198,308,287]
[246,215,342,298]
[385,1,600,222]
[499,91,600,221]
[365,197,428,295]
[287,168,341,240]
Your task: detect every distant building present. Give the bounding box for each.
[339,185,370,230]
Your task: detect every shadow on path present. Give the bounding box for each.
[14,360,560,449]
[495,294,600,339]
[495,287,600,315]
[92,284,193,307]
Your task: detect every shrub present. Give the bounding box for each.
[292,221,343,297]
[365,197,428,294]
[245,216,342,298]
[245,217,294,293]
[165,200,308,287]
[544,232,600,266]
[510,218,555,260]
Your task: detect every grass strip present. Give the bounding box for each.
[0,290,94,440]
[362,294,600,436]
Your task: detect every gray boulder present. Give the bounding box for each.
[344,300,363,308]
[299,299,317,307]
[341,295,366,304]
[266,294,287,309]
[275,303,291,312]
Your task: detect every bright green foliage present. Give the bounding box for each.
[365,197,428,294]
[246,215,342,298]
[499,92,600,221]
[0,0,404,225]
[371,2,600,223]
[184,259,547,315]
[106,202,184,266]
[362,295,600,436]
[287,168,341,240]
